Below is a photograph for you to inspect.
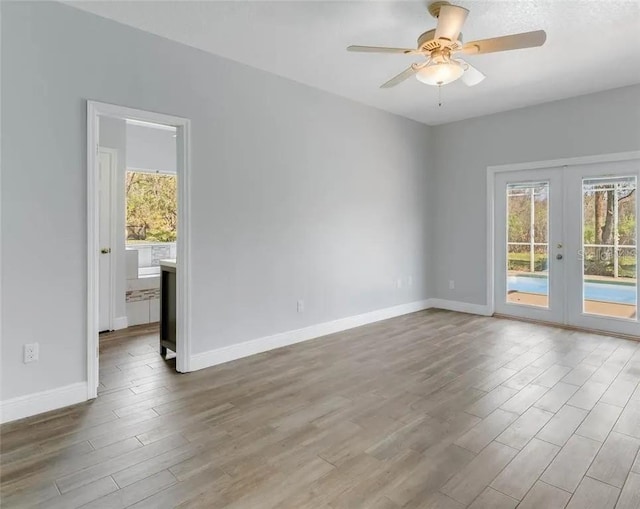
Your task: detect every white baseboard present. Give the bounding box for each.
[113,316,129,330]
[0,382,88,424]
[190,299,431,372]
[429,298,492,316]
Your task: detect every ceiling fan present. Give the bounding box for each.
[347,1,546,89]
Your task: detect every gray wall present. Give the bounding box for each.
[0,2,433,400]
[430,85,640,306]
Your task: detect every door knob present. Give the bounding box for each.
[101,248,111,254]
[556,253,563,260]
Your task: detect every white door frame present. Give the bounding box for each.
[98,147,118,332]
[87,100,192,400]
[486,150,640,318]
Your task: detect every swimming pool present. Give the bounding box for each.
[508,275,637,305]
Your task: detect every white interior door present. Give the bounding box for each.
[494,169,565,323]
[98,149,116,332]
[565,160,638,336]
[494,162,639,336]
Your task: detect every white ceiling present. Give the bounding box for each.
[67,1,640,125]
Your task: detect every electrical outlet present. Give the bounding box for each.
[449,280,455,290]
[396,278,403,289]
[24,343,39,363]
[297,300,304,313]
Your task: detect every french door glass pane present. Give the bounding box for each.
[506,182,549,308]
[582,176,637,319]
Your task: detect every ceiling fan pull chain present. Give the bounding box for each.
[438,84,443,107]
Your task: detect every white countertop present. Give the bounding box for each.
[159,259,176,269]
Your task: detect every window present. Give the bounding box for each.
[126,171,177,243]
[582,176,636,318]
[126,171,177,277]
[506,182,550,308]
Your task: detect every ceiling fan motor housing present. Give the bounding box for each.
[417,29,462,52]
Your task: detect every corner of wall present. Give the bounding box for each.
[424,123,438,300]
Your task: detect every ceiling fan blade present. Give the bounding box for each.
[380,64,425,88]
[458,59,486,86]
[434,4,469,42]
[347,45,417,55]
[461,30,547,55]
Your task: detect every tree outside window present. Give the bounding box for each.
[126,171,177,243]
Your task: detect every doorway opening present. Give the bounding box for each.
[489,154,639,337]
[87,102,191,400]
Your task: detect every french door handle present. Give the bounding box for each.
[101,248,111,254]
[556,253,563,260]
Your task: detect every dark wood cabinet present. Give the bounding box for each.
[160,261,177,357]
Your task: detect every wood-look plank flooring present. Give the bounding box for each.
[2,310,640,508]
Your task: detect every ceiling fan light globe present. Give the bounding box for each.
[415,62,464,86]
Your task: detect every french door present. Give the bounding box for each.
[494,160,639,336]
